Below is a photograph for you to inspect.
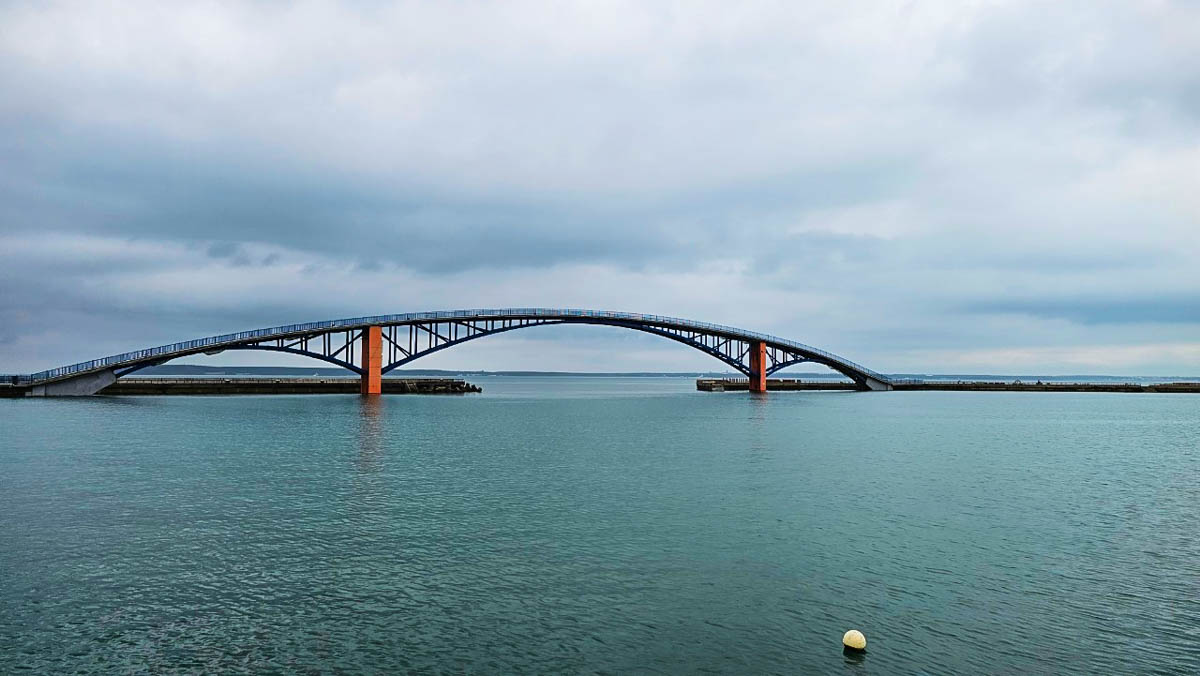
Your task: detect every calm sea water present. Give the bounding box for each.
[2,377,1198,674]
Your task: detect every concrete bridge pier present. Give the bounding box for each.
[360,325,382,395]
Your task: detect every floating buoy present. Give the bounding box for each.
[842,629,867,652]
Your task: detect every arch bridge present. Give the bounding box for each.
[8,309,892,395]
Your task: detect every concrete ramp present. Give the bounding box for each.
[29,369,116,396]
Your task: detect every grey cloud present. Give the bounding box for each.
[0,123,671,272]
[939,2,1200,127]
[966,296,1200,325]
[205,242,240,258]
[0,114,912,275]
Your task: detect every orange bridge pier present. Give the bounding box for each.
[748,341,767,393]
[360,326,382,395]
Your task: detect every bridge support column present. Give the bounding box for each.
[749,340,767,393]
[360,326,382,395]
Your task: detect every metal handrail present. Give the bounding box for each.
[2,308,889,384]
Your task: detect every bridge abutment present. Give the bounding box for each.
[28,368,117,396]
[360,326,382,395]
[859,375,893,391]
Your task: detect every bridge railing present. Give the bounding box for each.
[6,308,889,384]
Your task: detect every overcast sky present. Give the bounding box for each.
[1,1,1198,375]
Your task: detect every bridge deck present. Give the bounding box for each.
[3,309,891,394]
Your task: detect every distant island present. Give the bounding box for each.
[134,365,1199,384]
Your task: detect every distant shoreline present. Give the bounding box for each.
[128,365,1200,384]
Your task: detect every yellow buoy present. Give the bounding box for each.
[842,629,867,652]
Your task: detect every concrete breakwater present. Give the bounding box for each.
[92,377,483,395]
[697,378,1200,393]
[697,379,857,391]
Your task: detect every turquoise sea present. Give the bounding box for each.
[2,377,1198,674]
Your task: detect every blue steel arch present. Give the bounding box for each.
[376,319,755,377]
[225,345,362,374]
[9,308,892,391]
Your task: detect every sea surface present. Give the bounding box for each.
[2,377,1198,674]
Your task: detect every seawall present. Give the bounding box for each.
[95,377,483,395]
[697,378,1200,393]
[697,379,856,391]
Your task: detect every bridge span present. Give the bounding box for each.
[5,309,892,395]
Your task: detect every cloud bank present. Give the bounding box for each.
[1,1,1198,374]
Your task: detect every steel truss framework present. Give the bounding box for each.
[9,309,892,391]
[198,318,864,384]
